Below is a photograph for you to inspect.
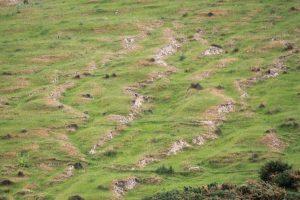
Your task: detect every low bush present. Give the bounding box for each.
[259,160,291,182]
[155,165,174,175]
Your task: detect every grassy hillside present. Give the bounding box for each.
[0,0,299,199]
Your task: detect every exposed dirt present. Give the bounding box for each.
[46,82,88,119]
[202,45,224,56]
[167,139,191,155]
[0,0,21,6]
[137,155,159,168]
[193,100,235,146]
[193,29,208,45]
[112,177,139,198]
[236,47,296,101]
[261,132,286,152]
[51,165,74,184]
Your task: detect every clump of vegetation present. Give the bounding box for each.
[280,118,299,129]
[259,161,299,189]
[259,160,291,182]
[179,54,186,61]
[97,184,109,191]
[18,151,30,168]
[155,165,174,175]
[143,181,287,200]
[103,150,117,157]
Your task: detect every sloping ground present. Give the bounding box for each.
[0,0,299,199]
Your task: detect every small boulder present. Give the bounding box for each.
[73,162,83,170]
[66,124,78,132]
[82,94,92,99]
[148,58,155,62]
[190,83,203,90]
[207,12,214,17]
[17,171,25,177]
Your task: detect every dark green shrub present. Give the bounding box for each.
[155,165,174,175]
[274,171,297,189]
[259,161,291,182]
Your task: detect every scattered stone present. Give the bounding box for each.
[202,45,224,56]
[167,139,191,155]
[261,131,286,152]
[0,179,13,186]
[138,156,159,168]
[113,177,139,197]
[1,134,12,140]
[207,12,214,17]
[192,132,218,146]
[66,124,78,132]
[190,83,203,90]
[73,162,83,170]
[68,195,84,200]
[17,171,25,177]
[218,101,234,114]
[124,37,135,49]
[188,166,201,172]
[82,93,92,98]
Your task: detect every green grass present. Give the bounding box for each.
[0,0,299,199]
